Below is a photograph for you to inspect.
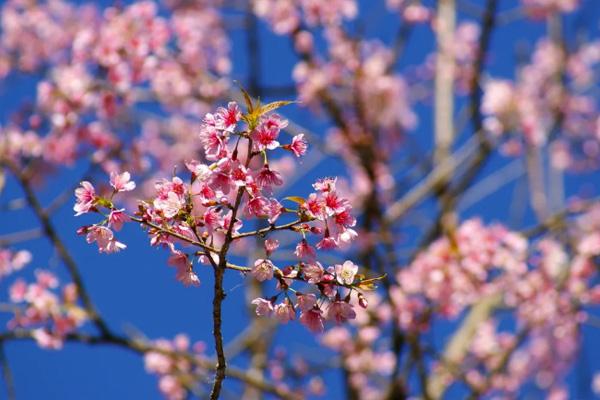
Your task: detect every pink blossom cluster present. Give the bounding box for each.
[482,38,600,171]
[73,172,134,253]
[7,270,87,349]
[409,206,600,396]
[74,100,370,332]
[454,238,589,396]
[144,334,207,400]
[320,292,395,399]
[265,347,326,397]
[419,22,481,93]
[385,1,431,24]
[0,0,94,75]
[253,0,357,35]
[0,0,230,196]
[292,28,416,138]
[521,0,579,18]
[0,248,31,279]
[392,218,528,328]
[251,260,364,333]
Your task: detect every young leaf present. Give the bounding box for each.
[284,196,306,205]
[237,83,254,114]
[355,274,387,291]
[257,100,296,116]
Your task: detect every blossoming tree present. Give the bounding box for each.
[0,0,600,399]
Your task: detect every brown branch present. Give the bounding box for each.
[434,0,456,165]
[209,136,255,399]
[0,342,15,400]
[3,160,110,336]
[0,228,43,247]
[232,218,305,240]
[426,293,503,399]
[0,329,300,400]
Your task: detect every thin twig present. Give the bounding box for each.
[0,329,300,400]
[3,160,110,336]
[0,342,15,400]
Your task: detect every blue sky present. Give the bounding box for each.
[1,0,600,398]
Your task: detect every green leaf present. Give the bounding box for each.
[284,196,305,205]
[256,100,296,115]
[355,274,387,291]
[236,83,254,114]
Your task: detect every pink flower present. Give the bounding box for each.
[316,236,338,250]
[251,258,275,282]
[199,127,226,161]
[175,268,200,287]
[300,307,324,333]
[255,165,283,189]
[245,196,270,218]
[73,181,97,216]
[267,198,284,224]
[9,279,27,303]
[110,171,136,192]
[168,250,189,270]
[304,193,325,218]
[216,101,241,130]
[302,262,324,284]
[264,239,280,256]
[328,301,356,324]
[295,239,316,261]
[154,192,184,219]
[289,134,308,157]
[108,209,129,231]
[274,300,296,323]
[335,260,358,285]
[252,114,288,151]
[32,328,63,350]
[86,226,126,253]
[313,177,337,192]
[252,297,274,317]
[296,293,317,311]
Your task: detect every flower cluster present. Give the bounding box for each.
[521,0,579,18]
[74,99,370,331]
[482,37,600,171]
[8,270,87,349]
[144,334,208,400]
[0,0,231,202]
[74,171,135,254]
[320,292,395,398]
[253,0,357,35]
[392,218,528,328]
[251,260,367,333]
[0,248,31,279]
[391,207,600,397]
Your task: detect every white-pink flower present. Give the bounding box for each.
[251,258,275,282]
[86,226,126,253]
[328,301,356,324]
[74,181,97,216]
[290,134,308,157]
[300,307,324,333]
[252,297,274,317]
[108,209,129,231]
[154,192,184,219]
[335,260,358,285]
[274,300,295,323]
[110,171,136,192]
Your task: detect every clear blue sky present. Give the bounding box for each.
[1,0,600,399]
